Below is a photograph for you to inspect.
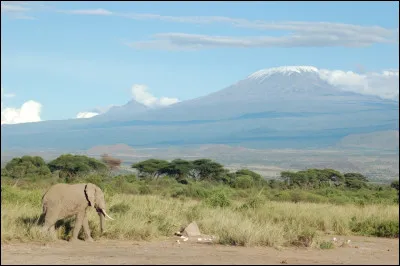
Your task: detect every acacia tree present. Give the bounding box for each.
[131,159,169,179]
[191,159,226,182]
[235,169,262,183]
[48,154,107,181]
[160,159,193,180]
[4,155,51,179]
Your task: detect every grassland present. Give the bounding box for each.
[1,176,398,248]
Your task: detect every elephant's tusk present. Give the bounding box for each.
[101,209,115,220]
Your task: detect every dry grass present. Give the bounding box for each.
[1,186,398,247]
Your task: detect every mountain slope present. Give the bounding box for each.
[1,66,398,151]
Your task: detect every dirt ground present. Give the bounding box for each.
[1,236,399,265]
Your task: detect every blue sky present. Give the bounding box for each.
[1,1,399,123]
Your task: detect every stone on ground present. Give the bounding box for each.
[182,221,201,237]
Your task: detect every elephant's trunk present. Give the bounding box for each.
[99,212,105,234]
[97,208,114,234]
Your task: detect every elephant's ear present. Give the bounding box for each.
[85,183,96,207]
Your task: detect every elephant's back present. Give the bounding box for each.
[42,183,85,202]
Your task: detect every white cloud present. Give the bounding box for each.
[0,2,30,13]
[62,8,113,16]
[62,9,397,49]
[131,84,179,108]
[76,112,99,119]
[318,69,399,100]
[129,28,397,50]
[3,4,397,47]
[1,1,54,19]
[1,1,36,19]
[1,86,42,124]
[75,104,114,119]
[4,93,16,98]
[1,100,42,125]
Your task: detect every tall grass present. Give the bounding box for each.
[1,185,398,247]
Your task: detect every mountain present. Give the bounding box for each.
[92,100,149,122]
[1,66,398,151]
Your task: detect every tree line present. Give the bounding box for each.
[1,154,399,192]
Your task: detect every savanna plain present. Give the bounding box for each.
[1,154,399,265]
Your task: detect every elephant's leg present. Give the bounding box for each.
[70,212,84,242]
[43,214,58,239]
[82,213,94,242]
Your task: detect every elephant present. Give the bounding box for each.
[40,182,114,242]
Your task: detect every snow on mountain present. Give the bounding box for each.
[248,66,319,80]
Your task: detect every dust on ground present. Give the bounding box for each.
[1,236,398,265]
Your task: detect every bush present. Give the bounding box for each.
[319,241,335,249]
[350,217,399,238]
[233,175,254,189]
[205,191,231,208]
[239,196,265,210]
[84,174,105,189]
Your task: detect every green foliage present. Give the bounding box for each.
[239,195,264,210]
[350,217,399,238]
[233,175,254,189]
[3,156,51,179]
[131,159,169,179]
[205,190,231,208]
[160,159,193,179]
[344,173,369,189]
[48,154,107,179]
[345,178,367,189]
[171,183,211,199]
[390,180,399,191]
[280,169,364,189]
[235,169,262,183]
[319,241,335,249]
[1,185,43,207]
[191,159,226,181]
[1,154,398,207]
[83,174,106,188]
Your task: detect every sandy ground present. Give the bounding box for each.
[1,236,399,265]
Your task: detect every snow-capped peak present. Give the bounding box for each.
[248,66,319,79]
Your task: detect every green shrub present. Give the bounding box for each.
[84,174,105,188]
[233,175,254,189]
[239,196,265,210]
[350,217,399,238]
[319,241,335,249]
[205,191,231,208]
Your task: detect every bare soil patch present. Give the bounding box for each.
[1,236,398,265]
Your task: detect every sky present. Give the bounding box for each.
[1,1,399,124]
